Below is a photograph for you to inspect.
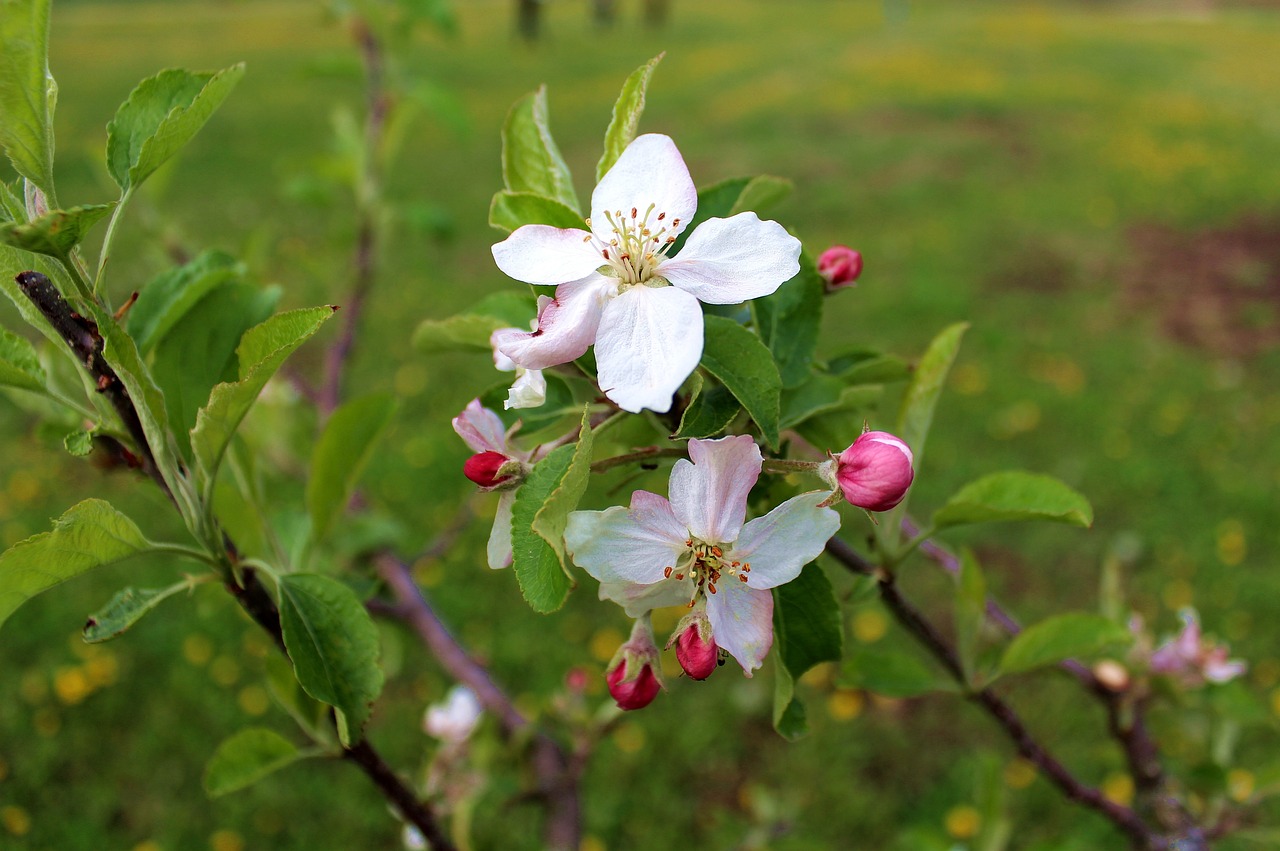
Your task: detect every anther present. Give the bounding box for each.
[739,574,748,583]
[711,546,723,558]
[657,212,666,220]
[663,566,673,579]
[602,249,610,260]
[674,573,684,581]
[708,583,717,594]
[630,207,637,218]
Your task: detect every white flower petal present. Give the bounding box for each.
[492,224,600,286]
[707,580,773,676]
[733,492,840,589]
[504,368,546,410]
[565,491,688,585]
[493,274,615,370]
[669,435,763,545]
[661,213,801,304]
[423,685,483,743]
[452,399,509,454]
[595,285,703,413]
[599,578,693,619]
[486,490,516,569]
[591,134,698,241]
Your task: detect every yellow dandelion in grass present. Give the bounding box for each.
[209,829,245,851]
[1228,769,1255,803]
[1216,520,1246,567]
[1102,772,1134,806]
[1,805,31,836]
[1004,758,1037,789]
[827,689,864,722]
[238,685,270,717]
[589,627,626,663]
[183,634,214,666]
[210,656,241,687]
[612,722,645,754]
[944,805,981,839]
[852,609,888,643]
[53,667,92,706]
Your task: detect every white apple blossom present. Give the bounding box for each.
[491,318,547,411]
[491,134,801,414]
[564,435,840,675]
[423,685,484,744]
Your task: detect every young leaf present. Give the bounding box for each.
[106,65,246,192]
[413,290,537,354]
[126,249,243,355]
[0,203,115,262]
[0,0,56,194]
[840,645,958,698]
[596,53,663,181]
[751,250,823,389]
[772,660,808,741]
[0,325,45,392]
[489,190,585,233]
[828,349,912,386]
[307,393,397,542]
[701,315,782,450]
[277,573,384,747]
[0,499,151,632]
[672,374,740,440]
[771,563,843,739]
[997,613,1131,678]
[265,654,332,745]
[191,306,336,483]
[501,86,579,214]
[63,429,93,457]
[530,408,594,570]
[780,372,847,430]
[82,581,192,643]
[933,471,1093,530]
[955,549,987,688]
[203,728,307,798]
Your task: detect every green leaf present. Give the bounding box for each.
[63,429,93,457]
[672,373,739,440]
[0,0,55,194]
[728,175,793,216]
[840,645,958,698]
[828,349,912,386]
[933,471,1093,530]
[191,306,336,483]
[106,65,246,191]
[672,175,793,255]
[0,499,151,632]
[413,291,537,354]
[127,249,244,355]
[0,325,44,391]
[997,613,1131,677]
[277,573,384,747]
[265,654,332,744]
[955,549,987,687]
[530,408,594,564]
[489,190,586,233]
[203,728,305,798]
[0,203,114,262]
[596,53,663,181]
[700,315,781,450]
[501,86,578,214]
[307,393,397,542]
[780,372,846,430]
[790,386,883,452]
[82,581,191,643]
[752,250,823,389]
[772,660,808,741]
[771,563,842,739]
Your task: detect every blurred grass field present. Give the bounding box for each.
[1,0,1279,848]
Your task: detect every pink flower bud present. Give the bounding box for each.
[463,451,512,488]
[837,431,914,511]
[817,245,863,290]
[675,623,718,680]
[605,618,664,711]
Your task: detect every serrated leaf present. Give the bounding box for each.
[0,499,152,631]
[955,549,987,687]
[771,563,842,739]
[0,203,114,262]
[840,645,958,698]
[997,613,1131,677]
[82,581,190,643]
[489,190,585,233]
[933,471,1093,530]
[191,306,336,483]
[501,86,578,213]
[127,249,243,355]
[413,290,537,353]
[106,65,245,191]
[672,373,739,439]
[596,53,663,181]
[0,325,44,391]
[307,393,397,542]
[277,573,383,747]
[0,0,56,194]
[752,249,822,389]
[265,654,332,744]
[63,429,92,457]
[700,315,781,450]
[203,728,305,797]
[530,407,593,566]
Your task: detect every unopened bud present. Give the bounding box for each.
[24,180,48,220]
[605,617,664,711]
[1093,659,1130,692]
[667,609,717,680]
[817,245,863,291]
[463,451,513,488]
[836,431,914,511]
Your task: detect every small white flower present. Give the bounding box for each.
[491,134,801,414]
[492,319,547,411]
[423,685,483,743]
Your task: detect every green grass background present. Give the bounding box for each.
[0,0,1278,848]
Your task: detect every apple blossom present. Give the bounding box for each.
[836,431,915,512]
[491,133,802,414]
[669,606,718,680]
[606,617,664,710]
[492,318,547,410]
[817,245,863,290]
[1149,609,1246,688]
[423,685,484,744]
[565,435,840,676]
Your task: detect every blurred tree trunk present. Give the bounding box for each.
[643,0,670,27]
[516,0,542,41]
[593,0,617,29]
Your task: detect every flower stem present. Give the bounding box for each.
[590,446,687,474]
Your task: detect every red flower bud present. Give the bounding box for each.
[817,245,863,290]
[463,451,512,488]
[837,431,914,511]
[674,622,718,681]
[606,657,661,710]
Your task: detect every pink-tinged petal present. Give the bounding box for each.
[706,580,773,676]
[452,399,509,454]
[732,492,841,589]
[598,578,693,619]
[564,491,689,585]
[493,274,615,370]
[504,368,546,410]
[591,134,698,241]
[492,224,601,286]
[669,435,763,545]
[486,491,516,569]
[660,213,801,304]
[595,285,703,413]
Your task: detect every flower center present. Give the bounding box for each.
[585,204,681,288]
[661,539,751,607]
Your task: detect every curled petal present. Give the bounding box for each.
[504,368,546,410]
[660,213,801,304]
[493,274,615,370]
[594,285,703,413]
[486,491,517,569]
[733,491,841,590]
[591,134,698,242]
[669,435,763,545]
[706,579,773,676]
[452,399,509,455]
[492,224,601,286]
[565,491,688,585]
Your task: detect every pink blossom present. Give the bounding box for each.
[1149,609,1246,688]
[605,618,664,711]
[463,451,513,488]
[836,431,914,512]
[669,607,718,680]
[817,245,863,290]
